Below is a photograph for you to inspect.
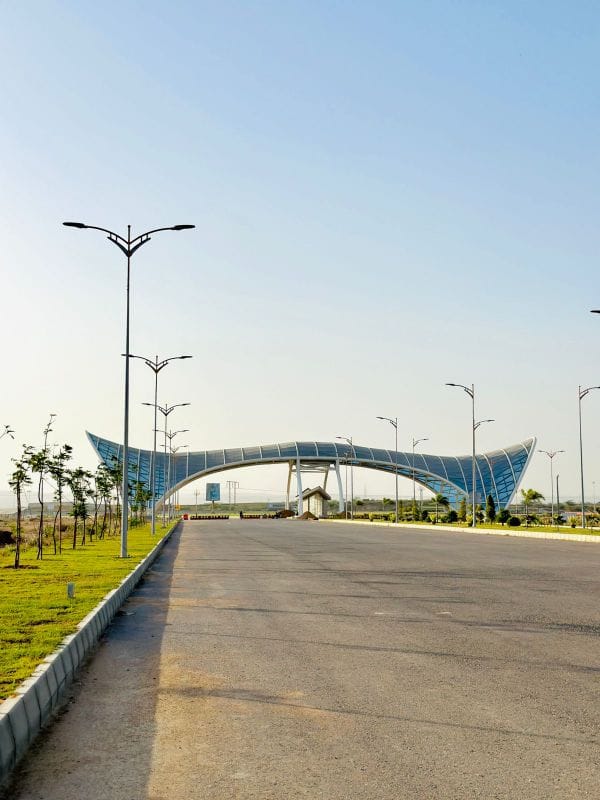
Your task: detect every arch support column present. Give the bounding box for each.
[285,462,293,510]
[296,457,303,516]
[335,459,344,513]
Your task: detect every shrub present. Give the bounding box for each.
[508,516,521,527]
[447,509,458,523]
[497,508,510,526]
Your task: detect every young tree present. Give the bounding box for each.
[458,497,467,522]
[433,493,449,523]
[486,494,496,523]
[107,457,123,535]
[68,467,92,548]
[27,414,56,560]
[9,448,32,568]
[521,488,544,527]
[95,464,113,538]
[48,444,72,554]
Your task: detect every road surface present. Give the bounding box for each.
[4,519,600,799]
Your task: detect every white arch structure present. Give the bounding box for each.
[87,432,536,514]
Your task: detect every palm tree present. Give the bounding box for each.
[521,488,544,526]
[433,493,449,522]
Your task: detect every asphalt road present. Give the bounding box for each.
[5,519,600,799]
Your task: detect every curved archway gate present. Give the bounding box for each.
[87,432,536,514]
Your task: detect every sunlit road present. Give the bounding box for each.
[5,519,600,799]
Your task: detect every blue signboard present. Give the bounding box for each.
[206,483,220,502]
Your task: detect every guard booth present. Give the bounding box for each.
[300,486,331,518]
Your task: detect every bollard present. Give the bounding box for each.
[67,582,75,599]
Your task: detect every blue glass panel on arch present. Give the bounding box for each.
[187,452,206,475]
[260,444,280,458]
[389,450,411,468]
[474,456,493,504]
[242,446,261,460]
[422,454,448,483]
[206,450,225,469]
[335,442,353,459]
[441,457,466,491]
[316,442,337,458]
[224,448,243,464]
[415,453,429,471]
[370,448,389,463]
[279,442,298,457]
[352,446,373,461]
[297,442,318,458]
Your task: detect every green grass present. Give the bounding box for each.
[344,518,600,535]
[0,522,172,701]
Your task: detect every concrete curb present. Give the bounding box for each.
[323,518,600,543]
[0,521,179,786]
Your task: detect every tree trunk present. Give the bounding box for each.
[37,474,44,560]
[58,491,63,554]
[14,489,21,569]
[52,508,59,555]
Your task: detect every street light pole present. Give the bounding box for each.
[538,449,565,524]
[412,437,428,520]
[128,355,192,535]
[578,385,600,528]
[145,403,190,525]
[336,436,354,520]
[63,220,194,557]
[376,417,399,524]
[171,443,189,518]
[446,383,476,526]
[157,428,189,522]
[446,383,494,527]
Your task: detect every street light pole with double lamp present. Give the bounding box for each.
[336,436,354,520]
[446,383,494,527]
[145,403,190,524]
[538,449,565,525]
[412,437,429,519]
[63,221,194,556]
[376,416,399,524]
[578,385,600,528]
[127,354,192,535]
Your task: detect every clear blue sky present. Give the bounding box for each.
[2,1,600,506]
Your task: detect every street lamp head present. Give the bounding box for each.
[591,310,600,314]
[179,355,193,360]
[445,383,457,387]
[62,221,88,229]
[170,224,195,231]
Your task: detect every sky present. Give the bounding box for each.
[1,1,600,508]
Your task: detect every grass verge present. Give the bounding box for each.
[0,522,172,701]
[337,518,600,535]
